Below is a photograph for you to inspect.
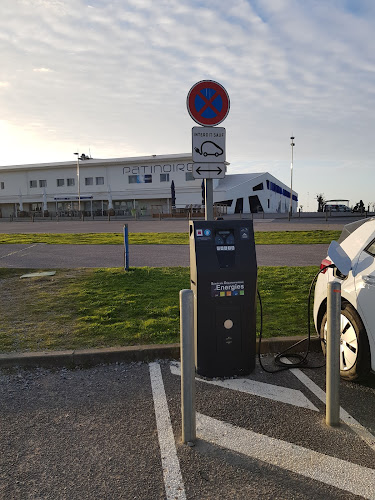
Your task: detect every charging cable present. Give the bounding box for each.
[257,264,334,373]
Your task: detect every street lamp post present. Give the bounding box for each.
[289,136,295,217]
[74,152,81,212]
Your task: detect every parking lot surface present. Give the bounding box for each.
[2,355,374,499]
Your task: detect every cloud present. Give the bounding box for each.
[33,68,53,73]
[1,0,375,209]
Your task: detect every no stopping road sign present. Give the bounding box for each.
[187,80,230,127]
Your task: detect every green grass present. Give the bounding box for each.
[0,230,341,245]
[0,266,318,353]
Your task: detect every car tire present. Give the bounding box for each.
[320,303,371,382]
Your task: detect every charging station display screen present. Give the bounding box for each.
[215,230,235,249]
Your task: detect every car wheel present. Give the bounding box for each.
[320,303,371,381]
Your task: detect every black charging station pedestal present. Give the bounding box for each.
[189,220,257,378]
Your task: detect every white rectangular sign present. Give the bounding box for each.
[192,127,225,163]
[193,163,225,179]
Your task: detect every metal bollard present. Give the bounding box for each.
[180,289,196,444]
[123,224,129,271]
[326,281,341,426]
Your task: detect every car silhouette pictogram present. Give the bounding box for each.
[194,141,224,157]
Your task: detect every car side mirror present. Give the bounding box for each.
[327,241,352,276]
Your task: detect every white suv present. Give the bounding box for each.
[314,218,375,381]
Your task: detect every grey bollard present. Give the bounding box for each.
[180,289,196,444]
[326,281,341,427]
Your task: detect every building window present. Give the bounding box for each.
[30,180,37,188]
[160,173,169,182]
[67,178,75,186]
[85,177,93,186]
[185,172,194,181]
[128,175,152,184]
[96,177,104,185]
[253,182,263,191]
[0,182,4,189]
[218,199,233,207]
[57,179,64,187]
[31,203,42,212]
[39,180,47,187]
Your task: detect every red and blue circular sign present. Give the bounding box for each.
[187,80,230,126]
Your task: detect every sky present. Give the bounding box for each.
[1,0,375,211]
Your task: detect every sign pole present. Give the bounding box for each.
[205,179,214,221]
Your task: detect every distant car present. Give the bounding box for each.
[314,218,375,381]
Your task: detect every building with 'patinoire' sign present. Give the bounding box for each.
[0,153,297,217]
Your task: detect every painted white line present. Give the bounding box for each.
[288,365,375,451]
[197,412,375,500]
[170,362,318,411]
[149,362,186,500]
[0,243,38,260]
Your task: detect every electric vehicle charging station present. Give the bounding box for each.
[189,220,257,378]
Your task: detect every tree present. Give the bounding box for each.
[316,194,325,212]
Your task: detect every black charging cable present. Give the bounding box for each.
[257,264,334,373]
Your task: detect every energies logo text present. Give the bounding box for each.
[211,280,245,298]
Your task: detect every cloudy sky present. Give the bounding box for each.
[1,0,375,211]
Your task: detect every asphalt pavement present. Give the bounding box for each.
[0,243,328,268]
[1,356,374,499]
[0,214,363,234]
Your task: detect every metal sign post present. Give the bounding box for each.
[204,179,214,220]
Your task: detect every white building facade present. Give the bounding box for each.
[0,153,298,217]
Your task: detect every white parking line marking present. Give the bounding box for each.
[149,362,186,500]
[0,243,38,259]
[289,366,375,451]
[170,362,318,411]
[197,412,375,500]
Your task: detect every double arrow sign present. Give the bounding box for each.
[195,164,224,176]
[192,127,226,179]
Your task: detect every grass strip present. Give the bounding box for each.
[0,230,341,245]
[0,266,318,353]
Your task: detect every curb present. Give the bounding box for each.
[0,336,321,370]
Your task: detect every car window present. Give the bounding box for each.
[365,239,375,257]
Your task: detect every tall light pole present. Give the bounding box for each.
[74,152,81,212]
[289,136,295,217]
